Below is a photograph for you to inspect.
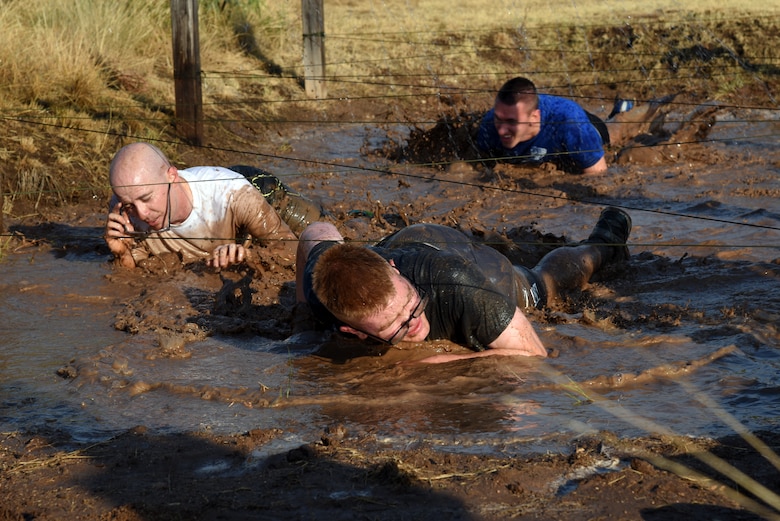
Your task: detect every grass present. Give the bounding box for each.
[0,0,274,208]
[0,0,775,213]
[535,361,780,520]
[0,235,11,262]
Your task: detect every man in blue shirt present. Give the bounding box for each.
[477,77,672,174]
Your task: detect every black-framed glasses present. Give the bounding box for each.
[355,285,429,346]
[122,182,172,240]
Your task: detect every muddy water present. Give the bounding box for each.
[2,111,779,455]
[0,250,130,441]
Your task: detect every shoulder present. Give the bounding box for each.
[309,240,340,262]
[478,109,496,132]
[180,166,247,183]
[539,94,586,117]
[182,167,251,196]
[393,246,479,284]
[305,240,347,276]
[476,111,499,151]
[480,108,495,122]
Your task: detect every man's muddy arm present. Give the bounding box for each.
[295,222,344,302]
[487,307,547,356]
[418,308,547,364]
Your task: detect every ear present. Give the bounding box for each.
[165,165,179,182]
[339,325,367,339]
[388,259,400,273]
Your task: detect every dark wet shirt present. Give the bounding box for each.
[303,232,517,351]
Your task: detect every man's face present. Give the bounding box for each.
[113,166,171,230]
[492,99,541,149]
[346,271,430,344]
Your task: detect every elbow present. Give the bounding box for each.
[581,157,608,174]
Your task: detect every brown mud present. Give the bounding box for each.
[1,426,778,521]
[3,102,780,521]
[3,33,780,521]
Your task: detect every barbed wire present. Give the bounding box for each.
[2,95,778,132]
[3,68,778,122]
[1,13,779,252]
[204,55,778,84]
[2,114,780,250]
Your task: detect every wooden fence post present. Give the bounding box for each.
[0,169,4,234]
[301,0,326,99]
[170,0,203,145]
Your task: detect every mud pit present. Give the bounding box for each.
[2,86,780,521]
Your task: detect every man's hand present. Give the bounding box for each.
[209,243,249,269]
[105,203,136,268]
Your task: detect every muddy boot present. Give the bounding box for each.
[229,165,325,236]
[273,189,327,236]
[584,207,632,263]
[229,165,286,202]
[607,97,635,119]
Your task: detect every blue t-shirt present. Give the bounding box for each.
[477,94,605,171]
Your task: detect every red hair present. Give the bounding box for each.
[312,243,396,322]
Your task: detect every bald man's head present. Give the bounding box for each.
[109,142,171,190]
[109,143,177,230]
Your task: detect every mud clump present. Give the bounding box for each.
[378,110,484,168]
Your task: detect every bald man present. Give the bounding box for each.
[104,142,296,269]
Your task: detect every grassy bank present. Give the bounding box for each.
[0,0,293,213]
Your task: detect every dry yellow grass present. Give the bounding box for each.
[326,0,777,30]
[0,0,776,210]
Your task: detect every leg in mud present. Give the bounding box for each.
[605,94,678,147]
[228,165,327,236]
[531,207,632,303]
